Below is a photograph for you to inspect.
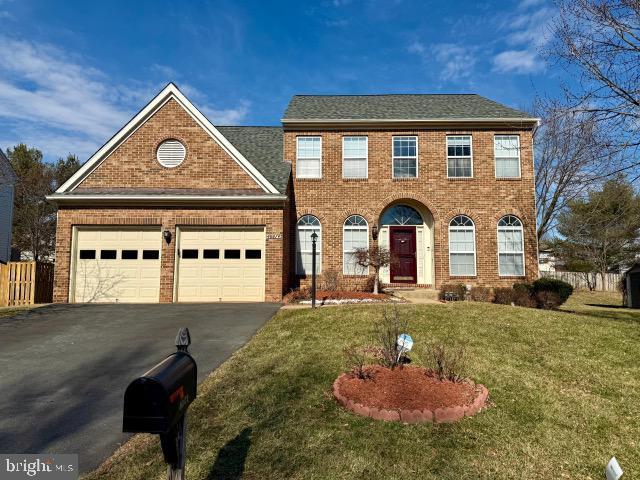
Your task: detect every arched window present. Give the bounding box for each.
[449,215,476,276]
[296,215,321,275]
[497,215,524,276]
[343,215,369,275]
[380,205,423,225]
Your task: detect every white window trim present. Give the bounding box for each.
[494,135,521,179]
[296,136,322,179]
[392,135,419,179]
[497,217,526,277]
[342,136,368,179]
[446,135,474,179]
[448,217,476,277]
[343,216,369,276]
[296,217,322,275]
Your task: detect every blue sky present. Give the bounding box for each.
[0,0,561,161]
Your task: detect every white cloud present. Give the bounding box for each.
[492,3,553,75]
[493,49,544,74]
[519,0,545,9]
[201,101,251,125]
[0,37,250,160]
[431,43,477,81]
[407,41,477,82]
[407,41,425,55]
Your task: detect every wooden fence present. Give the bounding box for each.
[540,271,623,292]
[0,261,54,307]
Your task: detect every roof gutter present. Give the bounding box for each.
[46,193,287,207]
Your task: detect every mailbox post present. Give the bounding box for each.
[123,327,197,480]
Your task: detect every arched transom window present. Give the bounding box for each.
[296,215,321,275]
[449,215,476,276]
[497,215,524,276]
[380,205,423,226]
[343,215,369,275]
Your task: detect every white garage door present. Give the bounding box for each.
[176,227,265,302]
[73,228,161,303]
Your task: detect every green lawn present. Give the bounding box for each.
[87,292,640,480]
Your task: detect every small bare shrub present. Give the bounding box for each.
[343,345,371,379]
[469,286,491,302]
[283,286,310,304]
[493,287,516,305]
[438,283,467,301]
[425,341,467,382]
[374,305,408,369]
[320,269,341,292]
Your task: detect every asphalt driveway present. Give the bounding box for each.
[0,302,280,473]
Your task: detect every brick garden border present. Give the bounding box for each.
[332,372,489,424]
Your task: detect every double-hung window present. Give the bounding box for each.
[343,137,368,179]
[296,137,322,178]
[392,136,418,178]
[449,215,476,276]
[296,215,321,274]
[494,135,521,178]
[497,215,525,276]
[447,136,472,178]
[343,215,368,275]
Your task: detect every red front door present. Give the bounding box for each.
[390,226,417,283]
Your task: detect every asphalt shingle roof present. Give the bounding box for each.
[283,94,532,121]
[216,126,290,193]
[0,149,16,185]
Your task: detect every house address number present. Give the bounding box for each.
[267,233,282,240]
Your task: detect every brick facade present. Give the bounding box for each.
[52,88,538,303]
[284,128,538,290]
[53,206,286,303]
[77,98,262,192]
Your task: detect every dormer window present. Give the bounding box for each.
[157,139,186,168]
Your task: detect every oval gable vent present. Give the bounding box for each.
[157,140,186,168]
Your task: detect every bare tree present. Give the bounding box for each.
[534,99,618,239]
[353,244,392,294]
[548,0,640,181]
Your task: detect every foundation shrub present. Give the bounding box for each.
[531,278,574,305]
[493,287,517,305]
[469,286,491,302]
[438,283,467,301]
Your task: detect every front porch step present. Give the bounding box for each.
[386,288,440,304]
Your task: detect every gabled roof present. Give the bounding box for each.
[0,148,16,185]
[216,126,289,193]
[56,83,283,195]
[282,94,536,123]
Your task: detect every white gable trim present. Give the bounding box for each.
[57,83,280,194]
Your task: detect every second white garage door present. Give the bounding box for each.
[176,227,265,302]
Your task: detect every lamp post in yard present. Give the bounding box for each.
[311,231,318,308]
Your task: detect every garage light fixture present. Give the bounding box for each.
[372,224,379,241]
[163,230,172,245]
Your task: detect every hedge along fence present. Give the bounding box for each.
[0,261,54,307]
[540,271,623,292]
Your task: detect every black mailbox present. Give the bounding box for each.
[123,351,197,434]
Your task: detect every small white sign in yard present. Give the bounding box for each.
[605,457,623,480]
[397,334,413,353]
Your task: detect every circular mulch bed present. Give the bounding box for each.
[332,365,489,423]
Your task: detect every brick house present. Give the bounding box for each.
[48,83,539,303]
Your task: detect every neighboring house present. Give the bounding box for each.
[538,248,558,272]
[0,148,16,264]
[47,83,539,303]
